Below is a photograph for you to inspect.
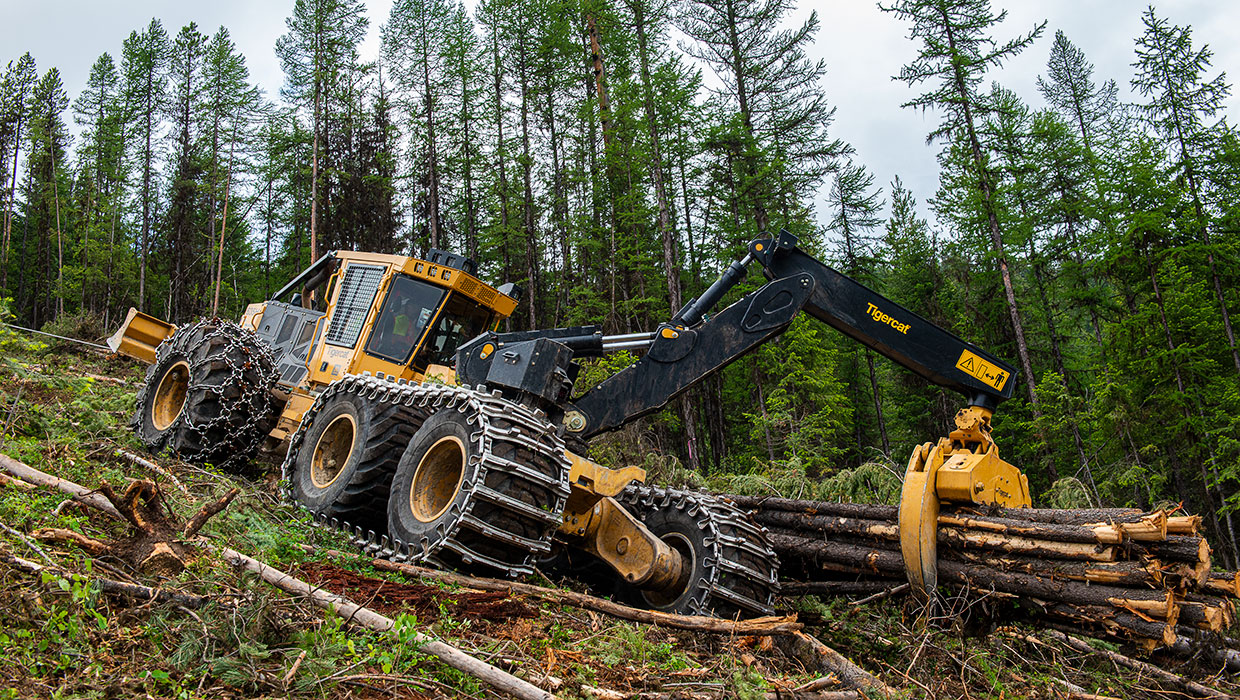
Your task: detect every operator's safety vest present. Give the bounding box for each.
[393,313,412,337]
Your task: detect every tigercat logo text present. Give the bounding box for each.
[865,303,910,334]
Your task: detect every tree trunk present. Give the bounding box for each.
[422,35,441,250]
[863,350,889,455]
[212,134,235,317]
[2,111,25,293]
[50,135,64,319]
[721,0,767,233]
[310,76,321,263]
[516,29,537,328]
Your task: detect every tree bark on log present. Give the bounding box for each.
[723,495,897,521]
[769,534,1176,618]
[775,630,894,697]
[1136,536,1210,564]
[768,526,1118,563]
[949,551,1157,587]
[754,507,1162,545]
[972,507,1145,526]
[723,497,1146,527]
[780,580,901,597]
[1031,601,1176,647]
[0,453,123,520]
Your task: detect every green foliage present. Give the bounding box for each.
[40,309,105,343]
[587,622,691,673]
[1043,477,1094,510]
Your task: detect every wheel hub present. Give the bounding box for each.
[311,414,357,489]
[410,435,466,523]
[641,532,695,609]
[151,361,190,431]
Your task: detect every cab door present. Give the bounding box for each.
[354,274,448,381]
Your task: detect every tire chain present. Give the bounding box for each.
[620,484,780,617]
[281,372,572,577]
[133,319,278,471]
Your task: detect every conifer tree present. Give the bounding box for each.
[879,0,1048,457]
[72,53,123,311]
[828,163,889,454]
[22,68,69,324]
[383,0,455,250]
[165,23,208,320]
[277,0,368,261]
[678,0,846,237]
[1037,30,1118,184]
[1132,7,1239,377]
[121,19,170,312]
[1,53,37,292]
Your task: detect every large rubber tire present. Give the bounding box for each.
[287,388,419,532]
[132,319,277,473]
[619,486,779,618]
[388,407,568,576]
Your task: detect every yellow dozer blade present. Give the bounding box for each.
[106,307,176,364]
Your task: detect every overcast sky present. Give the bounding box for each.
[2,0,1238,235]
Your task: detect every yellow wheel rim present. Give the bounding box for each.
[311,414,357,489]
[151,361,190,431]
[409,435,466,523]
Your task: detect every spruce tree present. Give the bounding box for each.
[121,19,170,313]
[828,163,889,454]
[880,0,1048,474]
[1132,7,1239,377]
[276,0,368,262]
[1,53,37,293]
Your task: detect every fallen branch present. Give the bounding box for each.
[32,527,111,555]
[2,551,210,608]
[579,686,859,700]
[115,448,190,499]
[850,583,910,606]
[0,472,35,491]
[0,519,55,564]
[1040,628,1230,699]
[775,630,894,697]
[364,555,801,637]
[779,580,898,597]
[0,453,122,520]
[183,488,240,538]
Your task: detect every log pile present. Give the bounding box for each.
[723,495,1238,652]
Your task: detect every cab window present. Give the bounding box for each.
[414,293,494,368]
[365,275,445,363]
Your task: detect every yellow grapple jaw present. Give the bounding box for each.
[898,406,1031,604]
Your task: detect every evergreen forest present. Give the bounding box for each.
[3,0,1240,565]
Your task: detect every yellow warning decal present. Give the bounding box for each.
[956,349,1010,391]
